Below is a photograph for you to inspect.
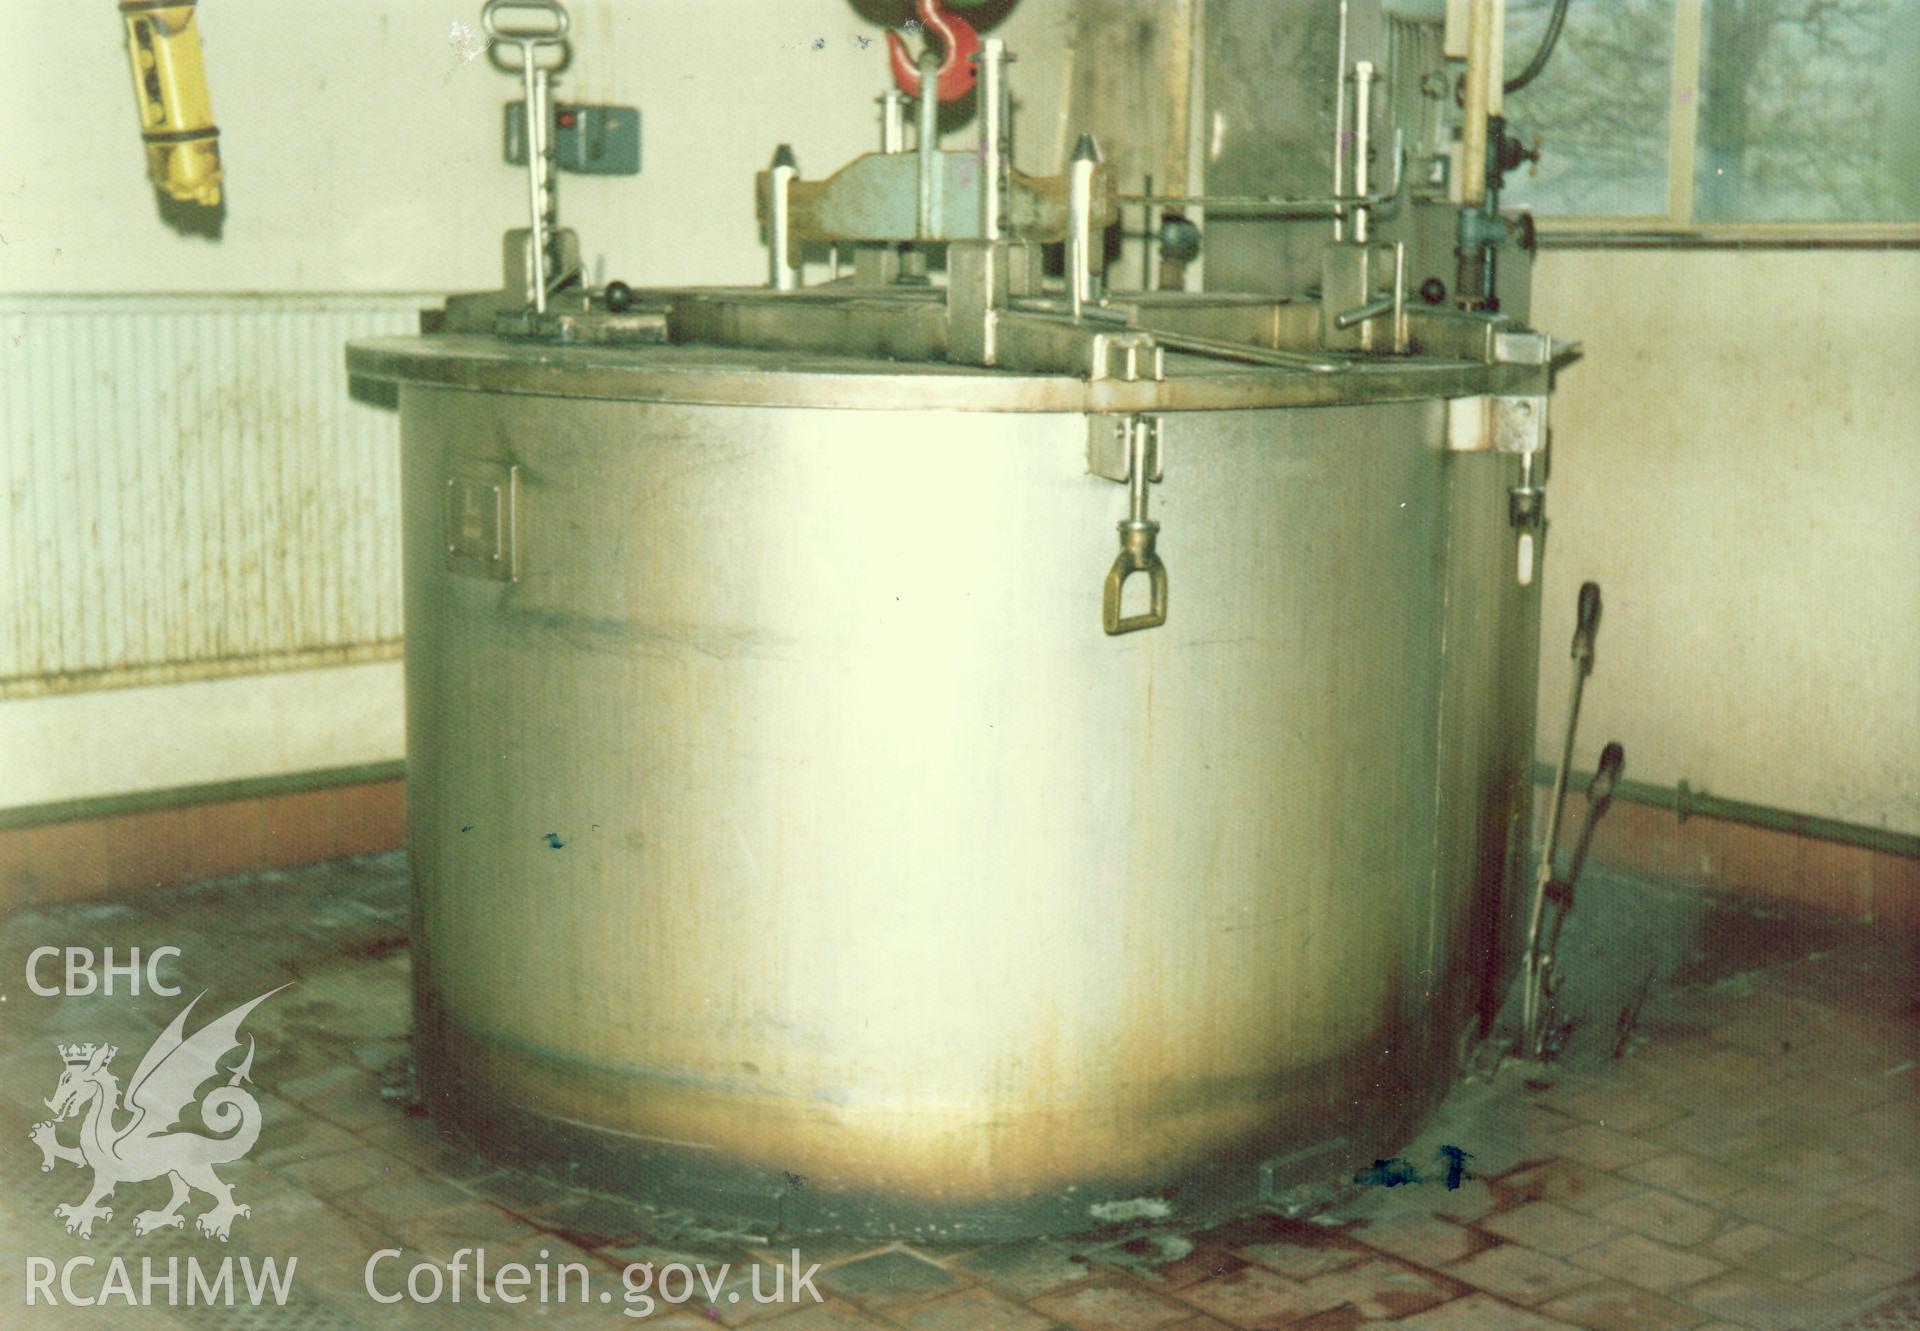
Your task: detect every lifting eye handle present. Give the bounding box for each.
[483,0,571,73]
[886,0,980,104]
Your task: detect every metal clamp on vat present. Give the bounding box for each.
[1097,415,1167,635]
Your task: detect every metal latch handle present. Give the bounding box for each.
[1103,520,1167,635]
[1100,416,1167,635]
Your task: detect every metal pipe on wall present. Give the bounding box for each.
[1531,762,1920,861]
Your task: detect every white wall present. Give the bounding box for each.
[1531,249,1920,836]
[0,664,405,809]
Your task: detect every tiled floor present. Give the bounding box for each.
[0,853,1914,1329]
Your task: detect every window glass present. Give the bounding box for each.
[1503,0,1677,217]
[1694,0,1920,222]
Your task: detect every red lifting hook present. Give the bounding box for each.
[886,0,980,103]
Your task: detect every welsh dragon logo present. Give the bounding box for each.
[29,986,284,1242]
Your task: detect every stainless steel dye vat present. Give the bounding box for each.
[345,336,1544,1236]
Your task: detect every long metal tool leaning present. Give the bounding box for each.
[1522,582,1624,1059]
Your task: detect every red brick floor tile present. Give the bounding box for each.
[757,1305,895,1330]
[891,1286,1057,1331]
[1536,1279,1711,1331]
[1590,1189,1731,1248]
[1353,1212,1492,1267]
[1703,1220,1852,1284]
[1393,1290,1582,1329]
[1444,1242,1603,1306]
[1479,1201,1624,1256]
[1547,1124,1669,1172]
[955,1239,1094,1300]
[1566,1234,1727,1296]
[1430,1178,1503,1223]
[1234,1238,1366,1280]
[1724,1140,1885,1195]
[1174,1265,1345,1329]
[1839,1170,1920,1222]
[1805,1254,1911,1301]
[1029,1279,1194,1331]
[1620,1153,1760,1204]
[815,1249,960,1308]
[1822,1208,1920,1266]
[1677,1270,1842,1327]
[1491,1161,1645,1216]
[1300,1255,1462,1319]
[1551,1089,1689,1136]
[1119,1242,1248,1290]
[1719,1182,1868,1238]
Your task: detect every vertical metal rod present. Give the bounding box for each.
[880,90,906,153]
[769,144,797,291]
[1391,240,1407,352]
[1128,419,1150,523]
[916,55,940,239]
[1352,60,1374,244]
[1068,133,1100,319]
[978,39,1005,241]
[1142,173,1155,291]
[1332,0,1349,240]
[523,60,551,314]
[1523,669,1584,1046]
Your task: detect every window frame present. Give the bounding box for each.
[1529,0,1920,244]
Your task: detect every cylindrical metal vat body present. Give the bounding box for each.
[386,356,1540,1236]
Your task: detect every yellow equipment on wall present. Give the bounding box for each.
[120,0,222,207]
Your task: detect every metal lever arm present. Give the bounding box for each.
[1531,741,1626,1059]
[1522,581,1602,1056]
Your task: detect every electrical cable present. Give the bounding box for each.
[1505,0,1571,93]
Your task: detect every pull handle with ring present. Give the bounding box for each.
[483,0,572,316]
[1101,416,1168,635]
[483,0,571,64]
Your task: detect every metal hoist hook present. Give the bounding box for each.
[1099,416,1167,635]
[886,0,981,103]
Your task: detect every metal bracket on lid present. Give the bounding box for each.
[1446,394,1547,455]
[1092,414,1167,635]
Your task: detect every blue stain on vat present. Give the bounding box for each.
[1354,1144,1472,1190]
[544,832,566,849]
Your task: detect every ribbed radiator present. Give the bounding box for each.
[0,295,428,697]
